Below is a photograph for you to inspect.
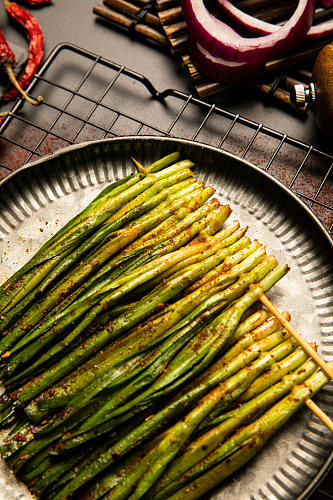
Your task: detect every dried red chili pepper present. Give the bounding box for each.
[17,0,52,5]
[0,27,41,107]
[3,0,44,103]
[0,29,16,66]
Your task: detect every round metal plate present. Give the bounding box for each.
[0,136,332,500]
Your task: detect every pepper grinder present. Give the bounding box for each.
[291,43,333,139]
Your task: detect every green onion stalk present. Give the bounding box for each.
[202,346,313,434]
[11,229,249,416]
[61,320,297,457]
[158,362,333,500]
[0,169,200,353]
[38,255,275,445]
[2,203,231,386]
[0,309,272,471]
[3,218,216,376]
[72,312,274,499]
[0,153,183,315]
[1,270,286,474]
[152,356,315,499]
[49,265,289,499]
[0,176,199,335]
[95,334,299,500]
[48,325,289,498]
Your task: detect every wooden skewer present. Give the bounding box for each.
[183,53,306,106]
[292,68,312,83]
[168,34,188,55]
[265,40,329,74]
[258,293,333,380]
[282,75,309,91]
[155,0,179,11]
[250,4,297,23]
[235,0,296,13]
[182,53,309,111]
[93,5,169,46]
[252,82,308,114]
[306,399,333,432]
[158,5,182,25]
[118,0,154,5]
[103,0,162,31]
[258,293,333,433]
[130,156,148,174]
[163,21,188,38]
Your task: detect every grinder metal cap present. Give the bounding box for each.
[290,83,316,107]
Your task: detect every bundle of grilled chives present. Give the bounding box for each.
[0,152,330,500]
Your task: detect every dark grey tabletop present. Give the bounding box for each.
[0,1,332,499]
[0,0,332,154]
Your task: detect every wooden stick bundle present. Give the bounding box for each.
[92,0,332,110]
[156,0,331,105]
[93,2,169,47]
[104,0,162,30]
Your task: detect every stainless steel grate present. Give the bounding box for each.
[0,42,332,236]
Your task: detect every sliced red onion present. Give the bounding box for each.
[216,0,278,37]
[318,0,333,7]
[188,37,266,82]
[181,0,316,63]
[217,0,333,41]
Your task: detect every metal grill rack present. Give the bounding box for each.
[0,42,332,236]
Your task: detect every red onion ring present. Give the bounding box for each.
[318,0,333,7]
[181,0,316,63]
[217,0,333,41]
[188,37,266,82]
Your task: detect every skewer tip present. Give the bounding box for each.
[130,157,148,174]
